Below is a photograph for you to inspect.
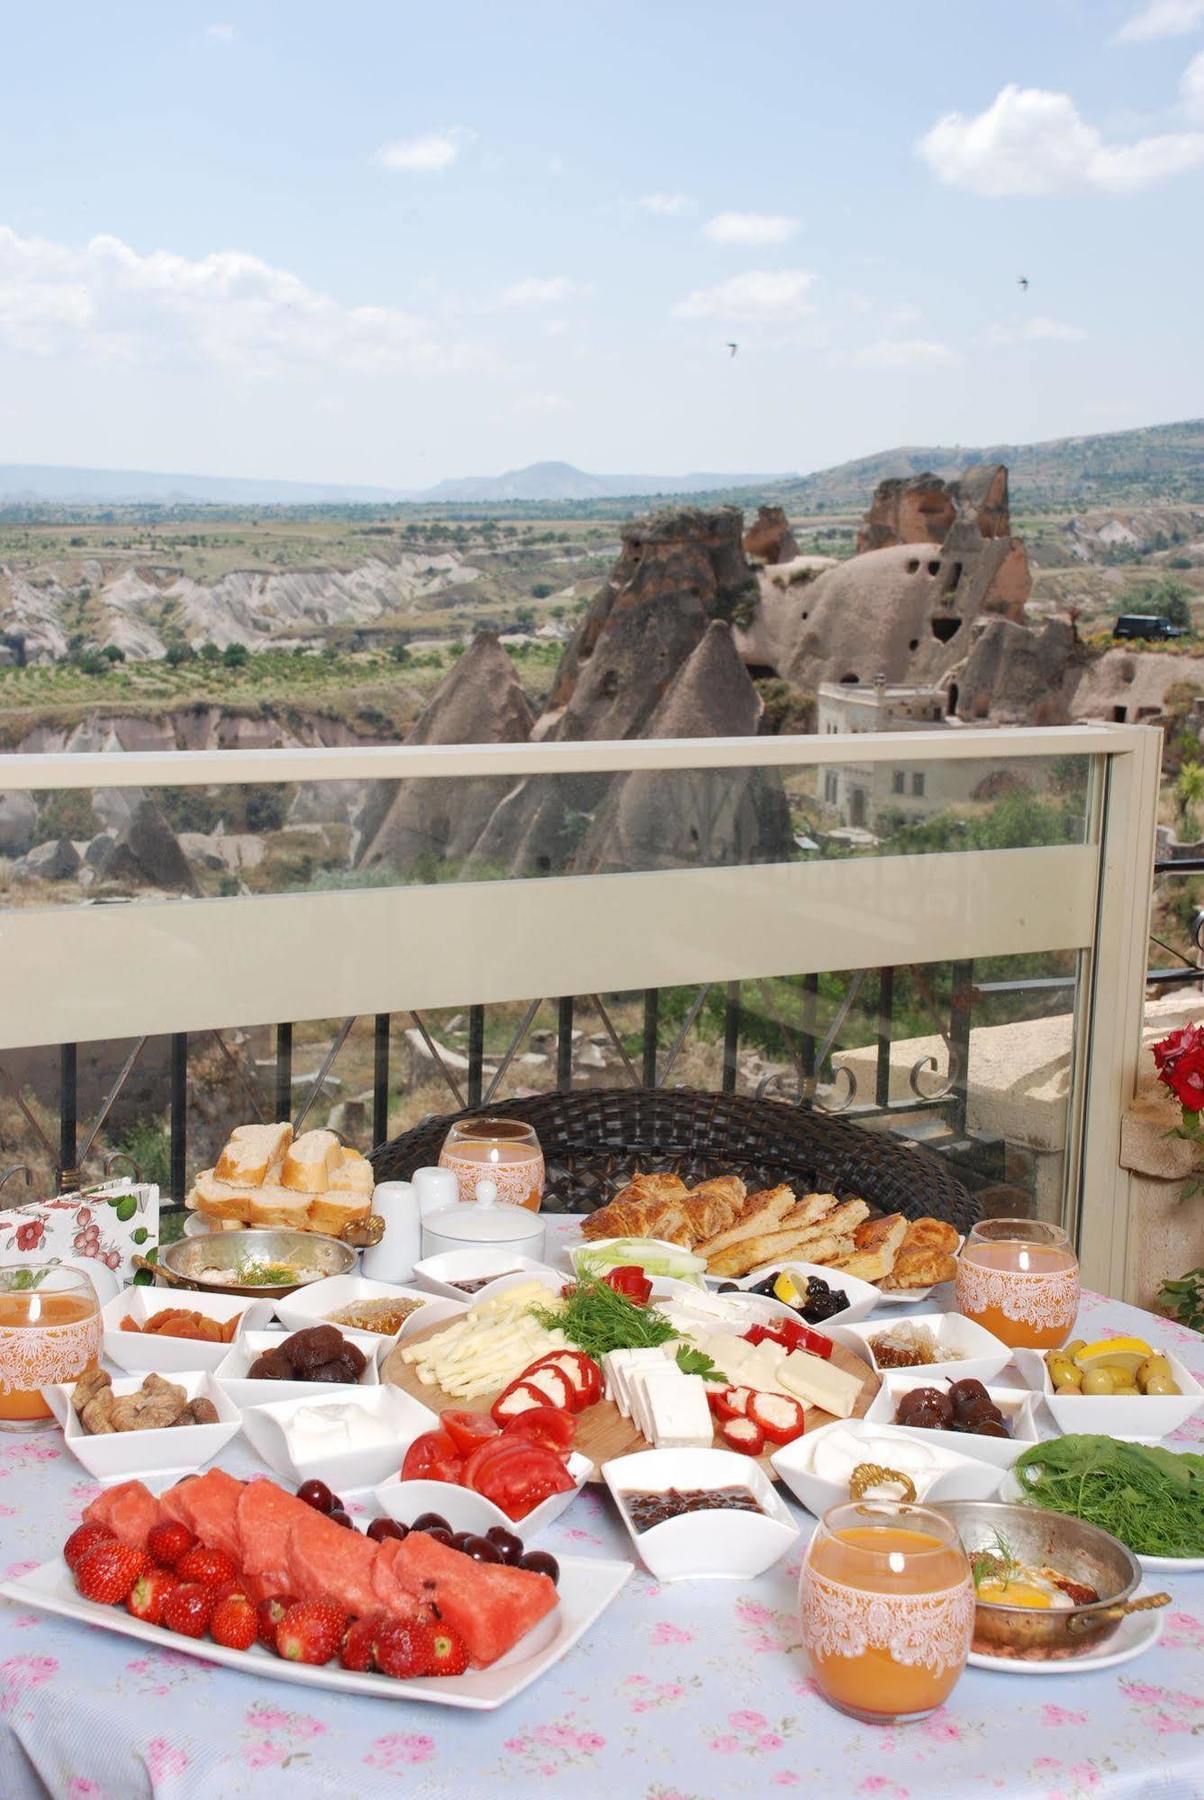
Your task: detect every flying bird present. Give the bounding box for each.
[726,341,739,357]
[1017,276,1029,292]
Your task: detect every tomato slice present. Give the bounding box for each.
[460,1435,534,1494]
[400,1429,465,1485]
[502,1404,575,1454]
[439,1409,501,1457]
[474,1443,576,1521]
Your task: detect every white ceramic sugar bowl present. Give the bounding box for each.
[419,1178,547,1262]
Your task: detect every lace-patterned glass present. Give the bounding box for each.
[0,1265,103,1431]
[955,1217,1080,1350]
[439,1117,545,1213]
[799,1500,974,1723]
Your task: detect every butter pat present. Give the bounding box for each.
[778,1349,863,1418]
[284,1401,394,1460]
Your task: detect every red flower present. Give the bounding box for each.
[14,1220,45,1251]
[1153,1023,1204,1112]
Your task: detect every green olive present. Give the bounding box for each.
[1048,1355,1081,1390]
[1064,1339,1087,1361]
[1054,1380,1083,1397]
[1143,1373,1181,1396]
[1110,1381,1140,1396]
[1081,1367,1116,1396]
[1138,1355,1172,1390]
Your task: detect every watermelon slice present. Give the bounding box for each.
[236,1478,310,1600]
[286,1508,379,1616]
[160,1469,245,1568]
[389,1529,557,1667]
[82,1480,163,1551]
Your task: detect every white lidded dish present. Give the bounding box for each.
[373,1454,593,1545]
[240,1385,440,1491]
[717,1260,881,1326]
[864,1373,1039,1468]
[101,1285,273,1374]
[1013,1345,1203,1445]
[273,1273,455,1344]
[601,1446,799,1581]
[772,1415,1003,1518]
[213,1327,381,1409]
[412,1246,567,1304]
[831,1311,1011,1387]
[46,1370,241,1486]
[421,1178,547,1262]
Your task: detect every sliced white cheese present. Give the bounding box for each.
[779,1349,863,1418]
[646,1372,713,1449]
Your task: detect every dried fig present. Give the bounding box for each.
[282,1325,343,1372]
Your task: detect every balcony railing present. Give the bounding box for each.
[0,724,1162,1294]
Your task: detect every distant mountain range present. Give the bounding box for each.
[2,419,1202,512]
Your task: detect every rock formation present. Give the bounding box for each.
[0,791,37,855]
[952,617,1082,725]
[743,506,799,566]
[358,632,534,870]
[855,463,1011,553]
[572,622,792,874]
[104,798,201,893]
[736,555,838,673]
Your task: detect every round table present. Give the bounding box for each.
[1,1221,1201,1800]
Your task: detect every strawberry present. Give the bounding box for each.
[63,1522,115,1573]
[256,1594,296,1651]
[426,1624,469,1677]
[339,1611,386,1673]
[276,1600,346,1666]
[161,1582,216,1639]
[126,1565,178,1625]
[210,1591,257,1651]
[75,1541,148,1606]
[175,1545,238,1592]
[373,1616,435,1680]
[146,1521,196,1569]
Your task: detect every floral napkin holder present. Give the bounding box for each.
[0,1179,159,1290]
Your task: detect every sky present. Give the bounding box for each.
[1,0,1203,488]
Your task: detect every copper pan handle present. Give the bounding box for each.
[1066,1591,1171,1635]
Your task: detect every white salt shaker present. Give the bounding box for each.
[411,1165,460,1219]
[361,1180,422,1283]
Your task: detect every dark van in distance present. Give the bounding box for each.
[1112,614,1188,641]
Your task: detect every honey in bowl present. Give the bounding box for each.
[800,1503,975,1724]
[0,1267,103,1429]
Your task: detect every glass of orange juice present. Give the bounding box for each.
[0,1265,104,1431]
[439,1118,545,1212]
[800,1501,975,1724]
[955,1217,1079,1350]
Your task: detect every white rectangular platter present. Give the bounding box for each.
[1,1552,632,1712]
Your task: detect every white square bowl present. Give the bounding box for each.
[102,1286,274,1374]
[771,1416,1004,1518]
[273,1274,457,1345]
[412,1248,567,1303]
[721,1260,881,1327]
[239,1385,440,1491]
[47,1371,241,1486]
[831,1311,1012,1387]
[373,1452,593,1544]
[213,1328,381,1410]
[864,1374,1039,1468]
[1013,1346,1203,1445]
[601,1446,799,1581]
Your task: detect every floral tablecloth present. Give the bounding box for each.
[1,1221,1201,1800]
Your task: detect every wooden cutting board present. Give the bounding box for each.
[382,1324,879,1482]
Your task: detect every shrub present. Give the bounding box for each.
[530,582,554,599]
[222,642,250,668]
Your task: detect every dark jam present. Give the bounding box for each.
[452,1271,523,1295]
[625,1486,766,1532]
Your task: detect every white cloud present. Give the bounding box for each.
[703,211,799,245]
[0,225,479,376]
[517,391,567,412]
[852,338,959,368]
[1185,49,1204,116]
[375,128,473,173]
[638,193,693,215]
[1114,0,1204,41]
[204,22,236,41]
[917,83,1204,194]
[671,269,816,321]
[500,276,581,306]
[985,315,1087,344]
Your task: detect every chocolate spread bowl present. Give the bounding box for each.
[934,1499,1157,1660]
[154,1229,357,1300]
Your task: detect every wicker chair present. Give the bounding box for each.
[370,1086,978,1235]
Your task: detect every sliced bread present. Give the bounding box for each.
[307,1189,372,1238]
[329,1148,374,1194]
[214,1122,293,1188]
[279,1129,342,1194]
[190,1169,255,1224]
[247,1185,314,1230]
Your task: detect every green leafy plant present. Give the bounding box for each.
[1158,1267,1204,1332]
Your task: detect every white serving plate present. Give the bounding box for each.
[864,1374,1039,1468]
[870,1236,964,1305]
[1013,1345,1203,1445]
[46,1371,241,1485]
[101,1286,274,1373]
[273,1274,456,1344]
[967,1596,1164,1674]
[240,1385,440,1491]
[648,1276,810,1336]
[831,1311,1011,1387]
[374,1453,593,1544]
[601,1446,799,1581]
[772,1416,1003,1517]
[412,1247,567,1303]
[0,1552,634,1711]
[719,1260,881,1326]
[996,1468,1204,1572]
[214,1328,381,1409]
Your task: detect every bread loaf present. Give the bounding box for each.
[280,1130,342,1194]
[214,1123,292,1188]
